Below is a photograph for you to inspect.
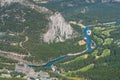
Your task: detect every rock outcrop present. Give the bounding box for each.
[43,12,78,43]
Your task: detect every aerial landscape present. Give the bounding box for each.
[0,0,120,80]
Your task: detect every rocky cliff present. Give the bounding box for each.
[43,12,78,43]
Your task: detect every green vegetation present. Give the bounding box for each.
[0,32,27,54]
[0,63,15,70]
[93,35,103,45]
[59,25,119,80]
[71,24,83,35]
[24,37,86,62]
[93,27,104,35]
[10,72,26,78]
[0,57,17,63]
[42,1,120,24]
[91,50,98,56]
[0,1,120,80]
[77,64,94,72]
[65,64,94,76]
[0,2,86,62]
[101,49,110,57]
[58,55,95,72]
[102,28,115,37]
[103,38,113,45]
[62,55,86,65]
[110,27,120,39]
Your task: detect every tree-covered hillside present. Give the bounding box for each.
[0,2,84,62]
[0,1,120,80]
[41,1,120,24]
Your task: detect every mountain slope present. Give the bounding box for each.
[0,0,82,62]
[41,0,120,24]
[0,0,78,43]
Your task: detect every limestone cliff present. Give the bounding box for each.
[43,12,78,43]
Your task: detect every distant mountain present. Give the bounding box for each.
[36,0,120,4]
[41,0,120,24]
[84,0,120,3]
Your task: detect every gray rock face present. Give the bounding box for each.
[43,12,78,43]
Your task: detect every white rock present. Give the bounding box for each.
[43,12,78,43]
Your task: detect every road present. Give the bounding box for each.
[20,36,29,49]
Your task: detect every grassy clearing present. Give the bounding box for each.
[101,49,110,57]
[64,76,84,80]
[93,27,105,34]
[91,50,98,56]
[63,54,87,65]
[102,29,115,37]
[94,27,105,30]
[78,64,94,72]
[96,49,110,59]
[93,35,103,45]
[65,64,94,76]
[103,38,113,45]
